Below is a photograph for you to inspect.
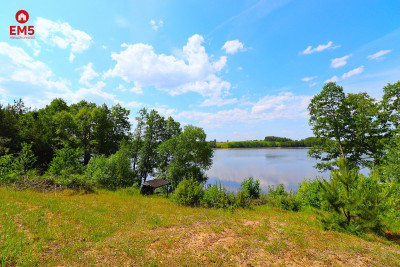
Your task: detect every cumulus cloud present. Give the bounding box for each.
[105,34,233,105]
[325,66,364,83]
[79,62,99,86]
[301,41,339,55]
[342,65,364,79]
[301,76,317,82]
[331,55,351,68]
[0,42,69,91]
[367,49,391,60]
[150,20,164,31]
[0,43,122,109]
[177,92,311,128]
[35,17,92,62]
[222,40,245,54]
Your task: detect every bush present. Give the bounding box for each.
[84,145,137,190]
[240,177,260,199]
[57,173,95,193]
[0,149,16,184]
[235,189,251,208]
[13,143,37,175]
[85,155,113,188]
[173,175,204,206]
[107,145,136,187]
[267,184,302,212]
[202,182,236,209]
[297,178,322,209]
[48,145,83,176]
[319,158,388,234]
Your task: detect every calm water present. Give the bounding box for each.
[206,148,330,192]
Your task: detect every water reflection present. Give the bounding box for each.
[206,148,330,192]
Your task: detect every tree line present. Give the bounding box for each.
[0,99,213,190]
[211,136,322,148]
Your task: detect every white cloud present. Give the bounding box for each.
[301,76,317,82]
[342,65,364,79]
[105,34,233,105]
[331,55,351,68]
[237,66,243,71]
[23,40,41,56]
[150,20,164,31]
[222,40,245,54]
[309,82,318,87]
[116,84,127,92]
[0,42,69,91]
[35,17,92,62]
[124,101,145,108]
[130,85,143,94]
[324,66,364,83]
[301,41,339,55]
[325,76,340,83]
[367,49,391,60]
[79,62,99,86]
[178,92,311,128]
[200,96,238,107]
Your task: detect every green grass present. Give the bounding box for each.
[0,187,399,266]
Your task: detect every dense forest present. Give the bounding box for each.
[0,99,213,190]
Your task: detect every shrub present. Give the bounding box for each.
[240,177,260,199]
[107,145,136,187]
[0,149,16,184]
[85,155,113,188]
[202,182,236,209]
[12,143,37,175]
[57,173,95,193]
[297,178,322,209]
[267,184,302,212]
[319,158,388,234]
[48,145,83,176]
[84,146,137,190]
[235,189,251,208]
[173,175,204,206]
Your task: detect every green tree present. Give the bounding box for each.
[319,158,388,233]
[158,125,213,188]
[48,145,83,176]
[308,82,390,170]
[137,109,166,183]
[13,143,37,174]
[308,82,350,170]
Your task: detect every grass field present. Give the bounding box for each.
[1,187,400,266]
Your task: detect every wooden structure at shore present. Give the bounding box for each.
[140,179,170,196]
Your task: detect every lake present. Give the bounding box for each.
[206,148,330,192]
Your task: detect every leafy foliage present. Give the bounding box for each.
[158,125,213,189]
[48,145,83,176]
[297,178,322,209]
[308,82,398,170]
[318,158,389,234]
[267,184,302,212]
[202,182,236,209]
[173,175,204,206]
[240,177,260,199]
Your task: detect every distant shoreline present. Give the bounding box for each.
[213,147,312,150]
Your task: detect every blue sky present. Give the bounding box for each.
[1,0,399,141]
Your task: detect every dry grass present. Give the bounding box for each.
[1,187,399,266]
